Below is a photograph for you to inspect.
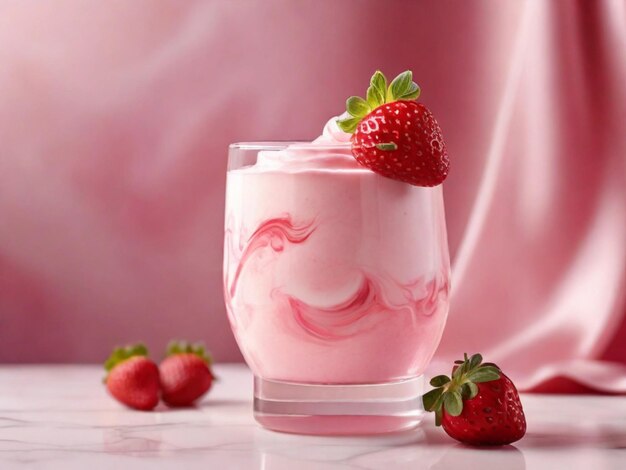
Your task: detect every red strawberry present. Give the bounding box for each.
[423,353,526,446]
[337,70,449,186]
[104,344,160,411]
[159,341,215,407]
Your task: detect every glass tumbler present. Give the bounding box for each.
[223,142,450,435]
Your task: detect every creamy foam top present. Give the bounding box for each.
[312,116,352,145]
[250,117,361,171]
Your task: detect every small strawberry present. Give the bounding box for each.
[104,343,160,411]
[159,341,215,407]
[337,70,449,187]
[423,353,526,446]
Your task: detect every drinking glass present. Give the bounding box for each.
[224,142,450,435]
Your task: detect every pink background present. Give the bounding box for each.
[1,1,625,392]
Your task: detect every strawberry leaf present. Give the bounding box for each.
[443,390,463,416]
[469,353,483,369]
[399,82,420,100]
[452,360,468,378]
[388,71,413,101]
[479,365,501,375]
[104,343,148,372]
[429,375,451,387]
[366,86,383,109]
[370,70,387,105]
[432,390,446,426]
[482,362,501,369]
[460,382,479,400]
[467,382,479,399]
[337,116,360,133]
[467,366,500,383]
[167,340,212,364]
[422,387,444,411]
[346,96,370,118]
[366,86,377,108]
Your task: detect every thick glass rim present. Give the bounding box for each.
[229,141,352,151]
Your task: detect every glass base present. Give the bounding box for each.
[253,375,424,435]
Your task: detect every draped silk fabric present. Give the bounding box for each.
[0,1,624,393]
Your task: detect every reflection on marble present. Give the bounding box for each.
[0,365,624,469]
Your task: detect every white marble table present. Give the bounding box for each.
[0,365,624,469]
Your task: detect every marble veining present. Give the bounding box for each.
[0,365,624,469]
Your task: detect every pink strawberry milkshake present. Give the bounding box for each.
[224,118,450,385]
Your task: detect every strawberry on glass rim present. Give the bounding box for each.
[423,353,527,446]
[337,70,449,187]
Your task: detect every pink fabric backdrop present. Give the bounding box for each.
[0,0,625,393]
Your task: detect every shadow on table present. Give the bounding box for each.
[431,444,525,470]
[521,425,626,449]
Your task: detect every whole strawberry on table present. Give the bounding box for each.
[160,340,215,407]
[104,344,160,411]
[104,341,215,410]
[338,70,449,187]
[423,353,527,446]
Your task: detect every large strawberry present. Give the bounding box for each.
[159,341,215,407]
[104,343,160,411]
[423,353,526,446]
[337,70,449,186]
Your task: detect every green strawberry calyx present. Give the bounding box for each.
[422,353,501,426]
[103,343,149,381]
[337,70,421,134]
[166,340,213,365]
